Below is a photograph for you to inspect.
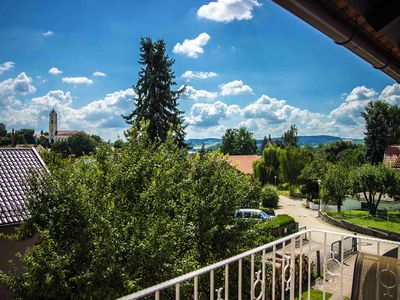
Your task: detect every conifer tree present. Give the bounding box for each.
[124,37,186,147]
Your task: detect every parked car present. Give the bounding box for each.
[235,209,275,221]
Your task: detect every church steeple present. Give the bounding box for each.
[49,109,58,140]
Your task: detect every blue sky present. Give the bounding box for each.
[0,0,399,141]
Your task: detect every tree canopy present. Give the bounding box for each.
[349,163,400,215]
[282,124,298,147]
[220,127,257,155]
[0,123,269,299]
[123,37,186,147]
[362,100,400,164]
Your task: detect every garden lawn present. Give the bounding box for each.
[326,210,400,233]
[292,289,333,300]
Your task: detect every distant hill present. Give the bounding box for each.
[187,135,363,153]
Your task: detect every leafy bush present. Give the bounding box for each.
[279,182,290,190]
[260,184,279,208]
[0,125,267,299]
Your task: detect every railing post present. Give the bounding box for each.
[272,245,276,300]
[251,254,255,299]
[262,249,266,300]
[340,235,344,299]
[225,264,229,300]
[290,237,295,300]
[299,235,303,300]
[308,232,311,300]
[175,283,180,300]
[281,241,285,300]
[238,259,242,300]
[323,232,327,300]
[210,269,214,300]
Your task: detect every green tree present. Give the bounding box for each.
[282,124,298,147]
[0,123,266,298]
[279,146,312,186]
[0,123,6,137]
[253,144,280,185]
[321,165,349,212]
[299,157,329,201]
[349,163,400,215]
[123,37,186,147]
[362,101,391,164]
[51,133,97,157]
[220,127,257,155]
[260,134,272,154]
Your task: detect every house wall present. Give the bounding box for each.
[0,224,37,300]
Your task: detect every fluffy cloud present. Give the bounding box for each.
[183,86,218,101]
[345,86,377,102]
[42,30,54,37]
[220,80,253,96]
[181,70,217,81]
[173,33,210,58]
[197,0,261,22]
[0,61,15,74]
[0,72,36,101]
[0,88,135,140]
[187,100,239,126]
[93,71,106,77]
[380,83,400,105]
[62,77,93,85]
[48,67,63,75]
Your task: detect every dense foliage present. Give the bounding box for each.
[362,100,400,164]
[220,127,257,155]
[51,133,103,157]
[0,125,273,299]
[260,184,279,208]
[349,163,400,215]
[321,165,350,212]
[123,37,186,147]
[282,124,298,147]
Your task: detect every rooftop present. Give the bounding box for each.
[227,155,260,174]
[0,148,47,226]
[384,145,400,168]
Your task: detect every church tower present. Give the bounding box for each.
[49,109,58,140]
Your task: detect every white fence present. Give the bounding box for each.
[117,229,400,300]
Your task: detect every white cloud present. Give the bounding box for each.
[345,86,377,102]
[380,83,400,105]
[93,71,106,77]
[187,100,238,127]
[0,61,15,74]
[181,70,217,81]
[0,88,135,140]
[220,80,253,96]
[197,0,261,22]
[183,86,218,101]
[48,67,63,75]
[42,30,54,37]
[0,73,36,104]
[173,33,210,58]
[62,77,93,85]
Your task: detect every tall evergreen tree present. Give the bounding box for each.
[362,101,390,164]
[282,124,298,147]
[123,37,186,147]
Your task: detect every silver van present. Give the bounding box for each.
[235,209,275,221]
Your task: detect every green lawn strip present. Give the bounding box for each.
[326,210,400,232]
[290,288,333,300]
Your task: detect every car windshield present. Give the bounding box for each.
[260,211,269,219]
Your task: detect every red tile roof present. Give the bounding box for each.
[384,145,400,168]
[227,155,260,174]
[0,148,47,226]
[56,130,83,136]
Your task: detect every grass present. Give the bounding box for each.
[326,210,400,233]
[292,288,333,300]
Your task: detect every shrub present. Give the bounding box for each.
[279,182,290,190]
[260,184,279,208]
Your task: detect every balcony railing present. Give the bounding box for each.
[117,229,400,300]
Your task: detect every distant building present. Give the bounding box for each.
[48,109,84,142]
[383,145,400,168]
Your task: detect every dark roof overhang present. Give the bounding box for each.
[272,0,400,82]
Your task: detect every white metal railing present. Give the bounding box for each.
[117,229,400,300]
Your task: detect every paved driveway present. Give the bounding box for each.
[275,196,397,299]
